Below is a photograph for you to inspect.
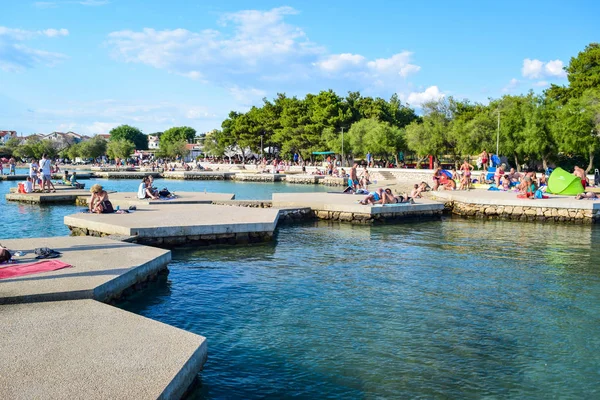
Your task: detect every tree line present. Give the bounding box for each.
[204,43,600,171]
[0,125,197,161]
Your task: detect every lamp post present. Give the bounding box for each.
[341,126,345,167]
[496,108,500,156]
[260,132,264,160]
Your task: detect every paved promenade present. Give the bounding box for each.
[0,236,170,304]
[65,203,280,246]
[0,299,206,400]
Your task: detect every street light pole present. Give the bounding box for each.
[341,126,344,167]
[496,109,500,156]
[261,133,264,160]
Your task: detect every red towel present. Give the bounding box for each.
[0,260,72,280]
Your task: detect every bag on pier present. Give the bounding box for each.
[0,247,13,264]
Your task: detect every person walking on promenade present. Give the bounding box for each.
[8,157,16,175]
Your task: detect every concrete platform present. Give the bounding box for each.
[272,192,444,223]
[65,204,280,246]
[9,183,85,193]
[5,189,94,204]
[162,171,236,180]
[0,236,171,304]
[93,171,161,179]
[0,173,92,181]
[433,189,600,223]
[0,299,206,400]
[80,191,236,208]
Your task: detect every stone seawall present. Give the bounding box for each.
[233,173,285,182]
[312,209,444,224]
[444,200,600,224]
[285,175,325,184]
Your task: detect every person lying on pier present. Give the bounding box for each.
[138,177,159,200]
[89,184,114,213]
[575,192,598,200]
[359,188,414,205]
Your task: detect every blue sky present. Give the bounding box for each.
[0,0,597,136]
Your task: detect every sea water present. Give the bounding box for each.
[2,179,600,398]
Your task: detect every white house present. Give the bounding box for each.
[0,130,17,144]
[148,134,160,149]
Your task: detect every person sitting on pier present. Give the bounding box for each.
[89,184,114,213]
[432,166,443,190]
[23,177,33,193]
[508,168,521,183]
[360,167,371,189]
[69,172,84,189]
[499,174,511,191]
[410,184,423,198]
[138,177,159,200]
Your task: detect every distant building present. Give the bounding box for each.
[185,143,203,162]
[148,134,160,149]
[0,130,17,144]
[97,134,111,140]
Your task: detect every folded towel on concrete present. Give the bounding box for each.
[0,260,72,280]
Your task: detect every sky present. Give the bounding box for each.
[0,0,598,136]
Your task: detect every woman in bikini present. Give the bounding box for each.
[459,160,473,190]
[89,184,114,214]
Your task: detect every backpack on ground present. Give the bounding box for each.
[0,247,12,264]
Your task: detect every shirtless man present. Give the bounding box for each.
[508,168,521,183]
[350,163,359,190]
[574,166,588,188]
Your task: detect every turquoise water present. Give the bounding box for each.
[118,219,600,399]
[0,179,329,239]
[2,178,600,398]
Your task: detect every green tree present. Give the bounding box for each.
[160,126,196,146]
[106,139,135,160]
[109,125,147,150]
[554,90,600,172]
[547,43,600,103]
[156,140,189,160]
[405,98,456,163]
[13,138,58,160]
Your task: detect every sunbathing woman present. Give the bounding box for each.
[89,184,114,214]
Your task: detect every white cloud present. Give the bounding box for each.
[0,26,69,72]
[533,80,549,87]
[402,86,445,106]
[522,58,566,79]
[42,28,69,37]
[107,7,323,82]
[366,51,420,78]
[313,53,365,72]
[544,59,566,78]
[501,78,520,93]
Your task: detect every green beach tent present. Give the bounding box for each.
[547,167,584,195]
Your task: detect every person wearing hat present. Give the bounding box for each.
[89,184,114,213]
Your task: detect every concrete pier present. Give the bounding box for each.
[433,190,600,223]
[83,191,236,208]
[0,236,170,304]
[272,192,445,223]
[162,171,236,180]
[65,204,280,247]
[5,189,95,204]
[0,299,207,400]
